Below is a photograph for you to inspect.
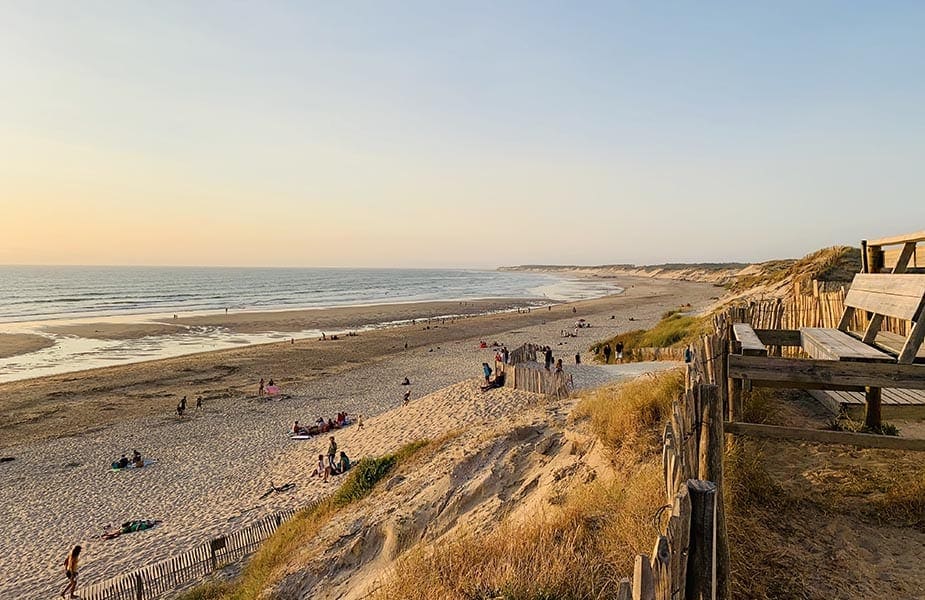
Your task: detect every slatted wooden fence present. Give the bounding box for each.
[501,343,574,398]
[80,506,303,600]
[616,318,731,600]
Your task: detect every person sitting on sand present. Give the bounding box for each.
[312,454,325,477]
[337,451,351,474]
[292,421,305,435]
[112,454,129,469]
[401,377,410,385]
[327,418,336,430]
[480,371,505,392]
[132,450,143,468]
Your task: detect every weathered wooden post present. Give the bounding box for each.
[727,340,742,423]
[864,386,883,430]
[698,385,729,600]
[686,480,717,600]
[134,573,144,600]
[633,554,655,600]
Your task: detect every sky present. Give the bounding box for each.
[1,1,924,268]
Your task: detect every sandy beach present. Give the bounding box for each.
[0,278,718,600]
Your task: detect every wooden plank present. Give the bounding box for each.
[696,385,729,600]
[732,323,767,356]
[686,480,716,600]
[728,354,925,390]
[669,484,692,597]
[725,421,925,451]
[617,580,633,600]
[801,328,894,362]
[867,230,925,247]
[634,554,655,600]
[651,535,670,600]
[900,311,925,364]
[754,328,801,347]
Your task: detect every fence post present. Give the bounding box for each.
[134,573,144,600]
[686,480,717,600]
[697,385,729,600]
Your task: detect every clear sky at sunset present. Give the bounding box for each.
[1,1,923,268]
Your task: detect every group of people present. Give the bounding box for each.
[600,341,625,364]
[257,378,277,396]
[111,449,145,470]
[176,395,202,416]
[312,436,352,482]
[292,412,353,436]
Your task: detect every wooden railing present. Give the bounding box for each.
[79,505,307,600]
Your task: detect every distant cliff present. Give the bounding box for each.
[501,246,861,299]
[499,263,749,286]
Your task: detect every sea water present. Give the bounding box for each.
[0,266,622,382]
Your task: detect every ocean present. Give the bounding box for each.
[0,266,615,323]
[0,266,622,382]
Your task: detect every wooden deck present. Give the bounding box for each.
[810,387,925,419]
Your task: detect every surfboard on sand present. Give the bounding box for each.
[289,435,313,440]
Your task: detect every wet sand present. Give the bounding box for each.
[0,333,54,359]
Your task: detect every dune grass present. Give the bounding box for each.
[177,439,432,600]
[574,369,682,461]
[375,373,683,600]
[592,312,708,363]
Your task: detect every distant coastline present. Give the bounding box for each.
[499,262,749,285]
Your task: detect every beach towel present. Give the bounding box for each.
[266,385,280,395]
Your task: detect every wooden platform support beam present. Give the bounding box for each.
[725,421,925,451]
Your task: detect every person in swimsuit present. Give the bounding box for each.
[60,545,81,599]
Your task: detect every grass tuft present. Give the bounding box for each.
[574,369,682,461]
[592,313,708,362]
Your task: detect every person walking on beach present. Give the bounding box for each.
[327,437,338,471]
[403,389,412,405]
[258,378,265,396]
[196,396,203,410]
[544,347,554,371]
[615,341,624,362]
[59,545,81,599]
[602,343,612,364]
[482,362,492,382]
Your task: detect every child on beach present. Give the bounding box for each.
[258,378,265,396]
[59,545,81,599]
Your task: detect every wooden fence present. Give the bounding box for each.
[735,280,909,336]
[80,506,304,600]
[616,319,731,600]
[501,343,573,398]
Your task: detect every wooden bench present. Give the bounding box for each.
[804,273,925,365]
[732,323,767,356]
